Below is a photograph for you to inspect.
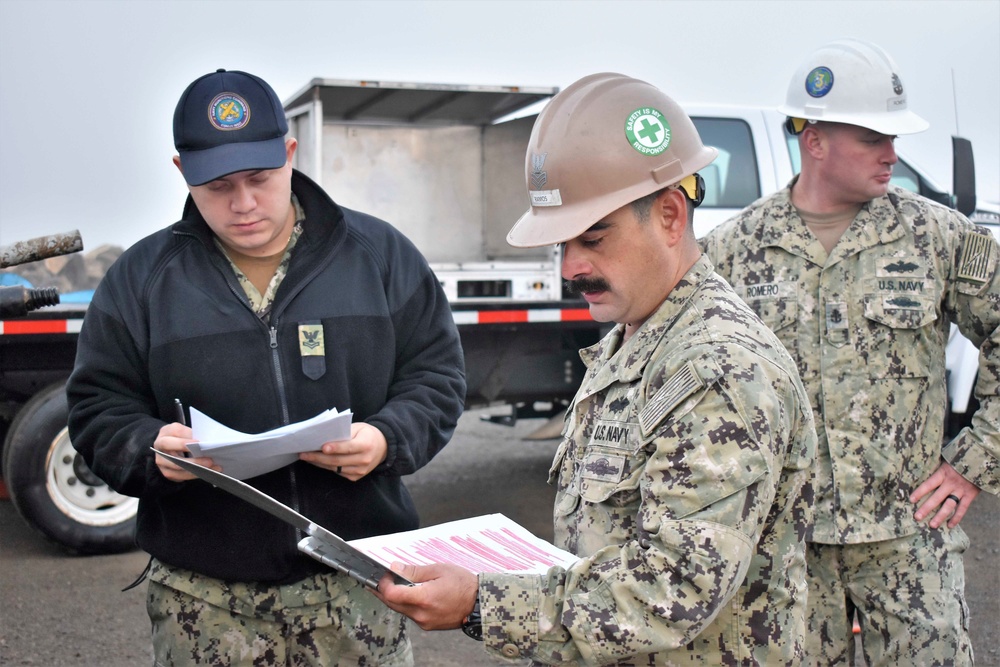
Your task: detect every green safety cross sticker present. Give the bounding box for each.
[625,107,671,156]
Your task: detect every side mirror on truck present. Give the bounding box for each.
[952,136,976,217]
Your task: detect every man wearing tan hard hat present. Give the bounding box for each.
[376,73,818,665]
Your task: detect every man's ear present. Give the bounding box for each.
[172,155,184,174]
[800,125,826,161]
[656,187,689,246]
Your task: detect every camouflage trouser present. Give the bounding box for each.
[146,560,412,667]
[805,525,972,667]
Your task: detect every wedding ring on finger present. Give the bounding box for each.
[946,494,960,505]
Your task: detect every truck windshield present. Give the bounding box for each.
[691,117,761,209]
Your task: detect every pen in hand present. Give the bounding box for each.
[174,398,190,457]
[173,398,186,426]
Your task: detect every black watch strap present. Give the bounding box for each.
[461,591,483,641]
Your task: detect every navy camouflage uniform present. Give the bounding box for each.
[702,182,1000,666]
[478,256,816,665]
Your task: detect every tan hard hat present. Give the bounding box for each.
[507,73,717,248]
[778,38,928,136]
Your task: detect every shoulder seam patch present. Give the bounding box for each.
[639,361,704,437]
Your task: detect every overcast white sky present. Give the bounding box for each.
[1,0,997,252]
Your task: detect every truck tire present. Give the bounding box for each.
[2,381,138,554]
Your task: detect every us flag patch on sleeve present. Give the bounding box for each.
[957,230,997,285]
[639,361,704,437]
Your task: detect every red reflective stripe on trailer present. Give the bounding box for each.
[451,308,593,325]
[0,320,70,334]
[560,309,593,321]
[478,310,529,324]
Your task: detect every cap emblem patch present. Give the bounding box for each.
[209,92,250,131]
[625,107,671,156]
[805,66,834,98]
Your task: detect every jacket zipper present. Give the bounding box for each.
[268,325,290,425]
[268,321,304,538]
[201,238,304,538]
[176,226,311,546]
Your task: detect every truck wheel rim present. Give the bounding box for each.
[45,427,138,526]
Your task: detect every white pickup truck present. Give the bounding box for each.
[2,90,995,554]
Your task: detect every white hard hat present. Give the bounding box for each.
[507,73,717,248]
[779,38,929,136]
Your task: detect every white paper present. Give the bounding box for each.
[186,406,352,480]
[348,513,579,575]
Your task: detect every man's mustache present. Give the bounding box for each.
[565,277,610,295]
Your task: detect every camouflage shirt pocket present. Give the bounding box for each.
[738,282,797,330]
[863,293,937,329]
[578,445,643,506]
[861,293,937,378]
[578,418,644,505]
[738,282,798,356]
[866,256,938,330]
[547,411,577,486]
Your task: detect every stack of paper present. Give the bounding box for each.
[348,514,579,575]
[186,407,352,480]
[160,450,579,584]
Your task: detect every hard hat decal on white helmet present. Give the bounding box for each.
[891,74,904,95]
[779,38,928,136]
[625,108,672,156]
[507,73,717,248]
[805,67,835,98]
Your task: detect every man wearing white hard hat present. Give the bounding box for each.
[703,39,999,666]
[376,73,818,665]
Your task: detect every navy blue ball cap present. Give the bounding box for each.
[173,69,289,186]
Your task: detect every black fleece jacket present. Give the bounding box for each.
[67,170,466,583]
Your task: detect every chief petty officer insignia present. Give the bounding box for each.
[209,92,250,131]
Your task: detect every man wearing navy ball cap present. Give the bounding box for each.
[173,69,290,186]
[67,68,465,666]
